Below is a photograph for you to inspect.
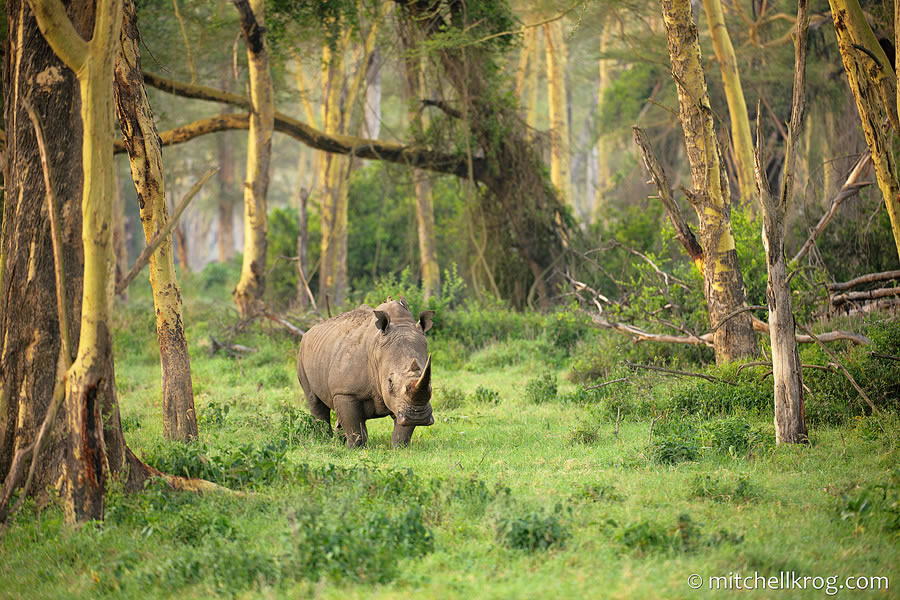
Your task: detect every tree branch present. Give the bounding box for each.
[632,126,704,269]
[232,0,265,54]
[624,362,735,385]
[422,99,463,119]
[827,269,900,292]
[831,286,900,305]
[799,325,878,414]
[26,0,88,71]
[116,168,217,294]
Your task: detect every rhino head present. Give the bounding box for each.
[372,303,435,427]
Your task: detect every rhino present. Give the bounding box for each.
[296,299,435,448]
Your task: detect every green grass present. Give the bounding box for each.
[2,279,898,599]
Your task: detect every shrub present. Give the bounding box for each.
[665,377,771,419]
[198,400,230,428]
[472,385,501,405]
[525,372,558,403]
[616,513,742,555]
[432,385,466,411]
[278,404,332,444]
[648,417,700,465]
[701,416,772,457]
[689,473,759,502]
[575,483,623,503]
[496,508,570,552]
[833,468,900,535]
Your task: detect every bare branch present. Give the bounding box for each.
[117,168,217,294]
[26,0,88,71]
[710,305,768,332]
[827,269,900,292]
[624,361,735,385]
[831,286,900,305]
[799,326,878,414]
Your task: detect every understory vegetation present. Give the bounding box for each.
[1,264,898,599]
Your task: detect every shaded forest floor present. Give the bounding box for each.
[1,272,899,599]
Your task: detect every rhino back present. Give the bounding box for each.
[299,306,377,400]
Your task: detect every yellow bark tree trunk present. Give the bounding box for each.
[828,0,900,262]
[114,0,198,443]
[544,20,572,205]
[594,19,614,221]
[232,0,274,317]
[29,0,123,522]
[701,0,755,207]
[659,0,758,363]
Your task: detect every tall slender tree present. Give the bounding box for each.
[658,0,758,363]
[232,0,274,317]
[114,0,198,442]
[545,19,572,205]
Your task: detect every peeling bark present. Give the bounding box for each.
[114,0,197,443]
[659,0,758,363]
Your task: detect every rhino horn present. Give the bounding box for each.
[411,354,432,405]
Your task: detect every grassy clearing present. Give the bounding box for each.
[2,277,899,599]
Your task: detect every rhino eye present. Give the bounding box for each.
[388,377,394,392]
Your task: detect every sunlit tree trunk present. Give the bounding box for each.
[544,20,572,205]
[659,0,758,363]
[594,19,614,221]
[402,27,440,299]
[29,0,124,522]
[114,0,198,442]
[112,168,128,298]
[217,80,236,263]
[701,0,755,207]
[525,28,540,131]
[755,0,809,444]
[232,0,273,317]
[828,0,900,262]
[364,48,382,139]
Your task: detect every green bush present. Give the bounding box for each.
[689,473,759,502]
[665,377,772,419]
[472,385,501,405]
[701,416,772,457]
[834,468,900,536]
[496,508,570,552]
[525,373,558,403]
[432,385,466,411]
[574,483,623,503]
[616,513,742,555]
[278,404,332,444]
[143,439,288,489]
[649,418,700,465]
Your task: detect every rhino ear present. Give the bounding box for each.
[417,310,435,334]
[374,310,390,334]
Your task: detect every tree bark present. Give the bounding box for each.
[112,168,128,298]
[401,25,441,299]
[545,20,572,205]
[828,0,900,262]
[659,0,758,363]
[232,0,273,318]
[1,0,86,500]
[114,0,198,443]
[701,0,755,207]
[217,79,236,263]
[754,0,809,445]
[28,0,124,522]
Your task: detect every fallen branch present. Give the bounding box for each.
[828,269,900,292]
[871,352,900,362]
[751,317,871,345]
[624,362,735,385]
[586,377,628,390]
[738,360,836,375]
[799,326,878,414]
[831,286,900,305]
[582,310,714,348]
[210,337,257,357]
[260,311,305,338]
[792,153,872,263]
[116,168,217,294]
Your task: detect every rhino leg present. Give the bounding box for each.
[334,395,368,448]
[307,395,332,435]
[391,423,416,448]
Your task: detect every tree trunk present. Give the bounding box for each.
[232,0,273,318]
[544,20,572,205]
[1,0,85,499]
[174,222,189,272]
[296,185,310,309]
[217,79,236,263]
[364,48,382,139]
[112,168,128,299]
[114,0,198,443]
[401,25,441,299]
[828,0,900,262]
[701,0,755,207]
[525,28,540,131]
[754,0,809,444]
[659,0,758,363]
[28,0,124,522]
[594,18,614,220]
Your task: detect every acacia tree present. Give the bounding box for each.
[232,0,274,318]
[657,0,758,363]
[114,0,198,442]
[827,0,900,262]
[754,0,809,444]
[545,18,572,205]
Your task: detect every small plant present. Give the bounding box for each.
[569,416,601,445]
[278,404,332,444]
[120,414,142,433]
[472,385,501,405]
[689,473,758,502]
[433,386,466,411]
[617,513,742,555]
[525,372,558,403]
[198,400,230,428]
[496,507,570,552]
[649,417,700,465]
[701,416,771,457]
[575,483,623,503]
[833,469,900,535]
